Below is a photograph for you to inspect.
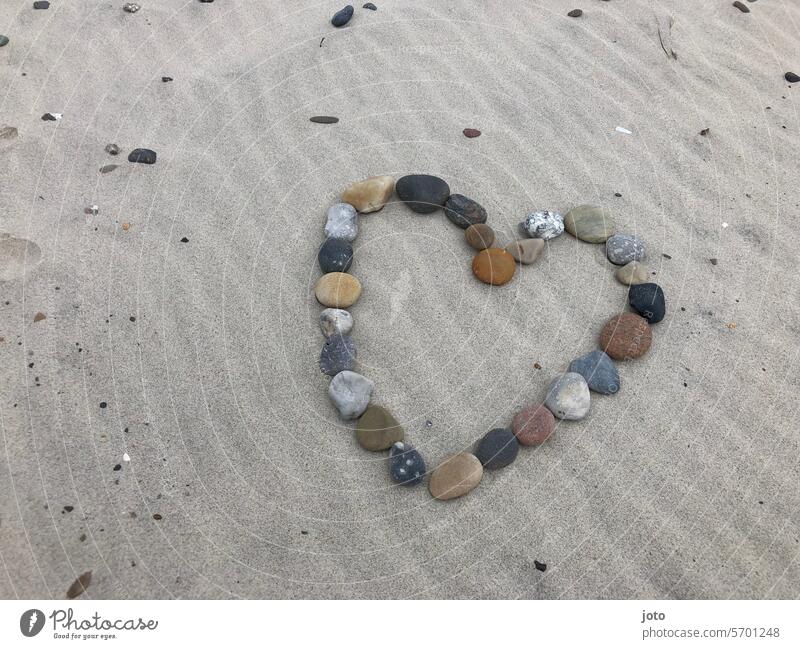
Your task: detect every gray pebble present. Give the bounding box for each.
[324,203,358,241]
[522,210,564,240]
[606,234,646,265]
[545,372,590,420]
[328,370,373,419]
[319,308,353,338]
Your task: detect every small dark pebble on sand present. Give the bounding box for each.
[153,513,163,520]
[567,9,583,17]
[113,464,121,471]
[66,571,92,599]
[614,192,622,197]
[785,72,800,83]
[363,2,377,9]
[331,5,354,27]
[310,116,339,124]
[128,148,157,164]
[662,253,672,259]
[99,164,118,174]
[41,113,58,121]
[699,128,710,136]
[463,128,481,138]
[534,560,547,572]
[710,258,718,265]
[0,35,9,47]
[105,143,120,155]
[180,237,189,243]
[162,76,173,82]
[33,1,50,9]
[732,1,750,12]
[63,505,74,513]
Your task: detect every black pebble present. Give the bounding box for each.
[709,258,718,266]
[33,1,50,9]
[331,5,354,27]
[41,113,58,121]
[309,116,339,124]
[180,237,189,243]
[475,428,519,469]
[567,9,582,17]
[395,174,451,214]
[162,76,173,82]
[443,194,488,229]
[534,560,547,572]
[318,335,356,376]
[318,238,353,273]
[785,72,800,83]
[628,283,666,324]
[113,464,122,471]
[389,442,426,486]
[199,0,214,3]
[732,1,750,13]
[63,505,74,513]
[99,401,107,409]
[363,2,377,9]
[128,148,157,164]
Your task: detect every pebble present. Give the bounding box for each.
[395,174,450,213]
[568,350,620,395]
[99,164,118,174]
[463,128,481,138]
[545,372,591,420]
[356,405,404,451]
[0,36,9,47]
[162,76,173,82]
[732,1,749,13]
[317,238,353,273]
[443,194,487,229]
[564,205,615,243]
[628,282,666,324]
[389,442,426,486]
[314,272,362,308]
[41,113,60,121]
[511,405,555,446]
[324,203,358,241]
[599,313,652,360]
[105,143,120,155]
[319,308,353,338]
[341,175,394,213]
[331,5,354,27]
[309,116,339,124]
[505,238,544,264]
[33,1,50,9]
[567,9,583,17]
[128,148,157,164]
[606,234,645,265]
[785,72,800,83]
[363,2,377,9]
[522,210,564,240]
[472,248,516,285]
[428,453,483,500]
[474,428,519,469]
[465,223,495,250]
[614,260,649,285]
[123,2,140,12]
[328,370,373,419]
[319,334,357,376]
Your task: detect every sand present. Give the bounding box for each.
[1,0,799,599]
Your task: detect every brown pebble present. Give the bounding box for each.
[567,9,583,17]
[463,128,481,138]
[505,238,544,264]
[732,1,749,12]
[356,405,404,451]
[33,312,46,322]
[315,272,362,308]
[472,248,516,285]
[465,223,495,250]
[66,570,92,599]
[429,453,483,500]
[512,405,555,446]
[341,175,395,213]
[599,313,652,361]
[122,222,130,231]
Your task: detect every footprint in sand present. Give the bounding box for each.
[0,234,42,281]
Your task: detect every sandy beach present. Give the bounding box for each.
[1,0,799,599]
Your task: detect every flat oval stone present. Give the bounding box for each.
[341,175,394,213]
[318,238,353,273]
[328,370,373,419]
[475,427,519,469]
[324,203,358,241]
[356,405,404,451]
[429,453,483,500]
[511,405,555,446]
[315,272,362,308]
[319,308,353,337]
[128,148,157,164]
[606,234,646,265]
[615,260,650,285]
[522,210,564,240]
[331,5,354,26]
[505,238,544,264]
[443,194,487,229]
[395,174,450,213]
[545,372,591,420]
[568,350,620,394]
[389,442,426,486]
[319,334,356,376]
[463,128,481,138]
[564,205,615,243]
[628,282,666,324]
[472,248,516,285]
[465,223,495,250]
[599,313,652,360]
[309,115,339,124]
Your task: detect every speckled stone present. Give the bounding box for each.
[628,282,666,324]
[545,372,591,420]
[319,308,353,338]
[465,223,495,250]
[505,238,544,264]
[522,210,564,240]
[568,350,620,394]
[511,405,555,446]
[389,442,426,486]
[314,272,362,308]
[615,261,650,285]
[606,234,646,265]
[317,238,353,273]
[324,203,358,241]
[328,370,373,419]
[564,205,615,243]
[443,194,487,229]
[356,405,404,451]
[341,175,394,213]
[474,427,519,469]
[472,248,516,285]
[331,5,354,26]
[429,453,483,500]
[395,174,450,213]
[319,335,357,376]
[599,313,652,360]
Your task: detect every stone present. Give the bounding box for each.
[341,175,394,213]
[606,234,646,265]
[309,116,339,124]
[99,164,118,174]
[41,113,59,121]
[567,9,583,17]
[331,5,354,26]
[105,143,120,155]
[319,308,353,337]
[599,313,652,360]
[474,428,519,469]
[123,2,140,12]
[33,1,50,8]
[429,453,483,500]
[545,372,591,420]
[522,209,564,240]
[465,223,495,250]
[328,370,373,419]
[389,442,426,486]
[505,238,544,264]
[732,1,749,13]
[363,2,377,9]
[615,261,649,285]
[0,36,9,47]
[324,203,358,241]
[564,205,615,243]
[628,282,666,324]
[319,335,357,376]
[162,76,173,82]
[128,148,157,164]
[785,72,800,83]
[356,405,404,451]
[511,405,555,446]
[568,350,620,395]
[472,248,516,285]
[314,272,362,308]
[443,194,487,229]
[463,128,481,138]
[395,174,450,213]
[318,238,353,274]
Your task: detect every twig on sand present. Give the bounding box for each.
[656,14,678,60]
